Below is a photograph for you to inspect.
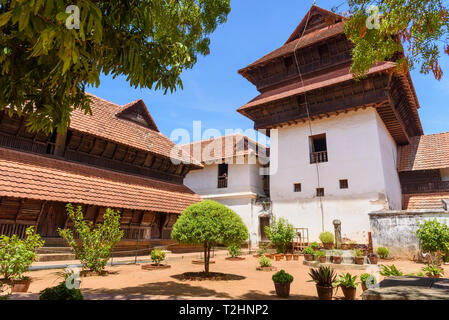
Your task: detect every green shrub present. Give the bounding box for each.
[422,264,444,277]
[171,200,248,274]
[314,250,325,258]
[228,245,242,258]
[376,247,389,259]
[302,247,315,255]
[58,204,124,274]
[308,266,336,288]
[310,242,320,249]
[272,270,294,284]
[259,255,272,268]
[335,272,359,288]
[151,249,166,265]
[360,273,371,283]
[264,218,295,254]
[379,264,403,277]
[0,226,44,280]
[39,282,83,300]
[415,219,449,255]
[319,232,335,244]
[353,249,364,257]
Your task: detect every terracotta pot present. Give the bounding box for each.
[316,285,333,300]
[323,243,334,250]
[427,274,442,278]
[355,256,364,265]
[361,283,368,292]
[285,254,292,261]
[266,254,274,259]
[319,256,326,263]
[6,278,32,293]
[292,254,299,261]
[333,256,342,264]
[275,254,283,261]
[304,254,314,261]
[274,282,291,298]
[369,256,378,264]
[341,244,349,250]
[341,286,357,300]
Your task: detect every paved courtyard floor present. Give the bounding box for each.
[9,254,449,300]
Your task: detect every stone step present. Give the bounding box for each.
[37,253,76,262]
[37,247,73,254]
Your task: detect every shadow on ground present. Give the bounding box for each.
[238,290,317,300]
[171,273,246,281]
[82,281,233,299]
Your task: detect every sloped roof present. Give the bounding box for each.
[238,62,395,112]
[69,94,201,167]
[180,133,269,164]
[0,147,200,214]
[398,133,449,171]
[403,193,449,210]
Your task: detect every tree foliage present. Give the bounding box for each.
[0,0,231,133]
[171,200,248,273]
[58,204,124,273]
[343,0,449,79]
[415,219,449,254]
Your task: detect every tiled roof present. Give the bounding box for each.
[398,133,449,171]
[238,62,396,111]
[0,147,200,214]
[69,94,201,166]
[180,133,269,164]
[239,22,345,73]
[403,193,449,210]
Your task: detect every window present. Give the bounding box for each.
[339,179,349,189]
[294,183,302,192]
[310,133,328,164]
[218,163,228,189]
[316,188,325,197]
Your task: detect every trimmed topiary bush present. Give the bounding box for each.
[319,232,335,244]
[171,200,248,274]
[272,270,294,284]
[150,249,166,266]
[376,247,389,259]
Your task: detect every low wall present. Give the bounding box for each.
[369,210,449,259]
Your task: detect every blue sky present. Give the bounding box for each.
[88,0,449,142]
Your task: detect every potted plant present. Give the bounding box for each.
[376,246,390,259]
[314,250,326,263]
[335,273,359,300]
[285,253,293,261]
[319,232,335,250]
[39,282,84,300]
[360,273,375,292]
[368,253,378,264]
[310,241,320,251]
[348,241,357,250]
[292,252,300,261]
[353,249,365,265]
[341,242,349,250]
[308,266,337,300]
[272,270,294,298]
[422,264,444,278]
[0,226,44,293]
[257,255,276,271]
[275,253,284,261]
[332,250,343,264]
[302,247,315,261]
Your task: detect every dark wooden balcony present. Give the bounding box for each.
[218,176,228,189]
[310,151,328,164]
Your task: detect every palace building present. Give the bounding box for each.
[236,5,449,249]
[0,94,202,248]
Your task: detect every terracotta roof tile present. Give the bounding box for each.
[398,133,449,171]
[403,193,449,210]
[0,147,200,214]
[69,94,201,166]
[180,133,269,164]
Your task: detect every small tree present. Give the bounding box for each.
[150,249,166,266]
[415,219,449,264]
[58,204,124,274]
[171,200,248,274]
[264,218,295,254]
[0,226,44,280]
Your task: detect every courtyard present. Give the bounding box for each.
[9,253,444,300]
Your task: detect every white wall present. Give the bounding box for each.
[270,108,400,242]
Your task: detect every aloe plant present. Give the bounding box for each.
[335,273,359,289]
[308,266,337,288]
[379,264,403,277]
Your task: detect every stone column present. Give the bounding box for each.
[333,219,342,249]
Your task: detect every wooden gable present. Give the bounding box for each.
[116,100,159,131]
